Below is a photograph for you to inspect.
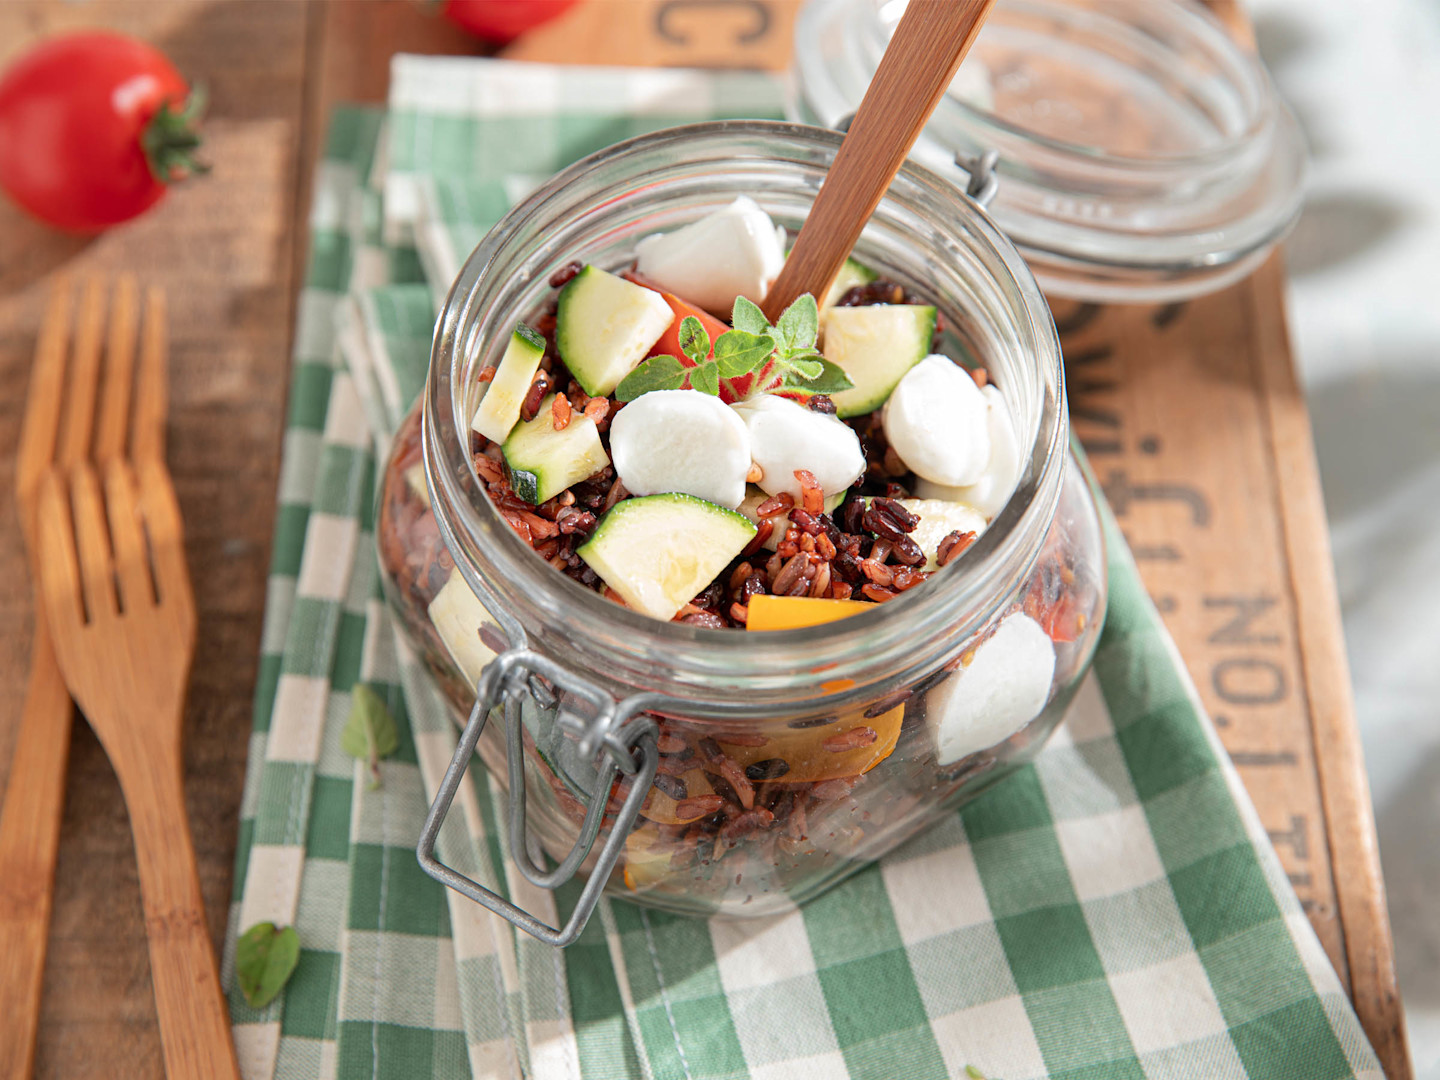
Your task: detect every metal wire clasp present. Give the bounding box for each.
[955,148,1000,209]
[831,111,1001,210]
[416,650,661,947]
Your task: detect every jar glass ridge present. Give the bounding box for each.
[378,121,1108,919]
[791,0,1308,303]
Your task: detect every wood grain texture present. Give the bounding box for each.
[761,0,997,320]
[38,454,238,1080]
[0,280,81,1080]
[0,3,312,1074]
[0,625,70,1080]
[0,1,1409,1077]
[1250,258,1413,1080]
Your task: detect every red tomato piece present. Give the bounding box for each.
[442,0,583,44]
[648,293,729,366]
[0,33,203,233]
[623,272,789,404]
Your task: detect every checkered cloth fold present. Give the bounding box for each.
[224,58,1382,1080]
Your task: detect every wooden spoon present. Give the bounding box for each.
[762,0,999,321]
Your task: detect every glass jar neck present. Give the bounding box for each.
[793,0,1306,302]
[423,121,1066,715]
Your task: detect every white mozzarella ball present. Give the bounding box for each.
[732,394,866,500]
[929,612,1057,766]
[882,355,990,487]
[609,390,751,509]
[912,385,1022,518]
[634,196,785,315]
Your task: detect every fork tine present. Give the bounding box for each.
[35,471,85,634]
[95,275,139,466]
[16,281,72,507]
[56,279,107,469]
[102,460,154,613]
[136,459,193,625]
[132,285,167,463]
[68,463,117,623]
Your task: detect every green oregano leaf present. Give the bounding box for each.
[780,357,854,394]
[775,293,819,354]
[806,358,855,392]
[615,354,687,401]
[787,357,824,380]
[341,683,399,790]
[712,330,775,379]
[236,922,301,1009]
[688,362,720,396]
[730,296,770,336]
[677,316,711,366]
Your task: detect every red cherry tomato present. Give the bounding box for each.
[442,0,583,44]
[0,33,204,233]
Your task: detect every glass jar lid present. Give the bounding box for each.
[791,0,1307,303]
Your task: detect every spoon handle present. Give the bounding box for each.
[763,0,998,321]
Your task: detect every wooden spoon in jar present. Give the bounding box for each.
[762,0,999,321]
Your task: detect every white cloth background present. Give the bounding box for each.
[1250,1,1440,1075]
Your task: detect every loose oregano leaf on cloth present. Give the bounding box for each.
[236,922,301,1009]
[615,354,687,401]
[341,683,399,790]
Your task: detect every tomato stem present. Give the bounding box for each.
[141,84,210,184]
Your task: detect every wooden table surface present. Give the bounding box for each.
[0,1,1411,1078]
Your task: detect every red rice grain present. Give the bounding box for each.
[860,559,894,586]
[936,529,977,567]
[755,492,794,518]
[795,469,824,513]
[823,726,878,752]
[741,520,774,558]
[676,795,726,819]
[551,394,572,430]
[716,732,769,747]
[474,455,504,484]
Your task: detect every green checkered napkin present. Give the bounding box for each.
[224,58,1383,1080]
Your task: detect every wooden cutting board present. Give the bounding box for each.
[0,1,1408,1077]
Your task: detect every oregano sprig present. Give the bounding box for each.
[616,315,777,402]
[614,294,852,403]
[731,294,853,397]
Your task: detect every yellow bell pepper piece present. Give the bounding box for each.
[745,595,871,631]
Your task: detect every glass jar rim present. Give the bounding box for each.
[424,120,1067,710]
[791,0,1308,302]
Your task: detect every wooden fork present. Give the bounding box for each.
[0,278,166,1077]
[28,287,241,1079]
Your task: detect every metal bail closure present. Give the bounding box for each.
[416,649,660,947]
[831,111,1001,212]
[954,148,1000,209]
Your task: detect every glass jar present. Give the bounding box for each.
[792,0,1307,303]
[377,122,1106,942]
